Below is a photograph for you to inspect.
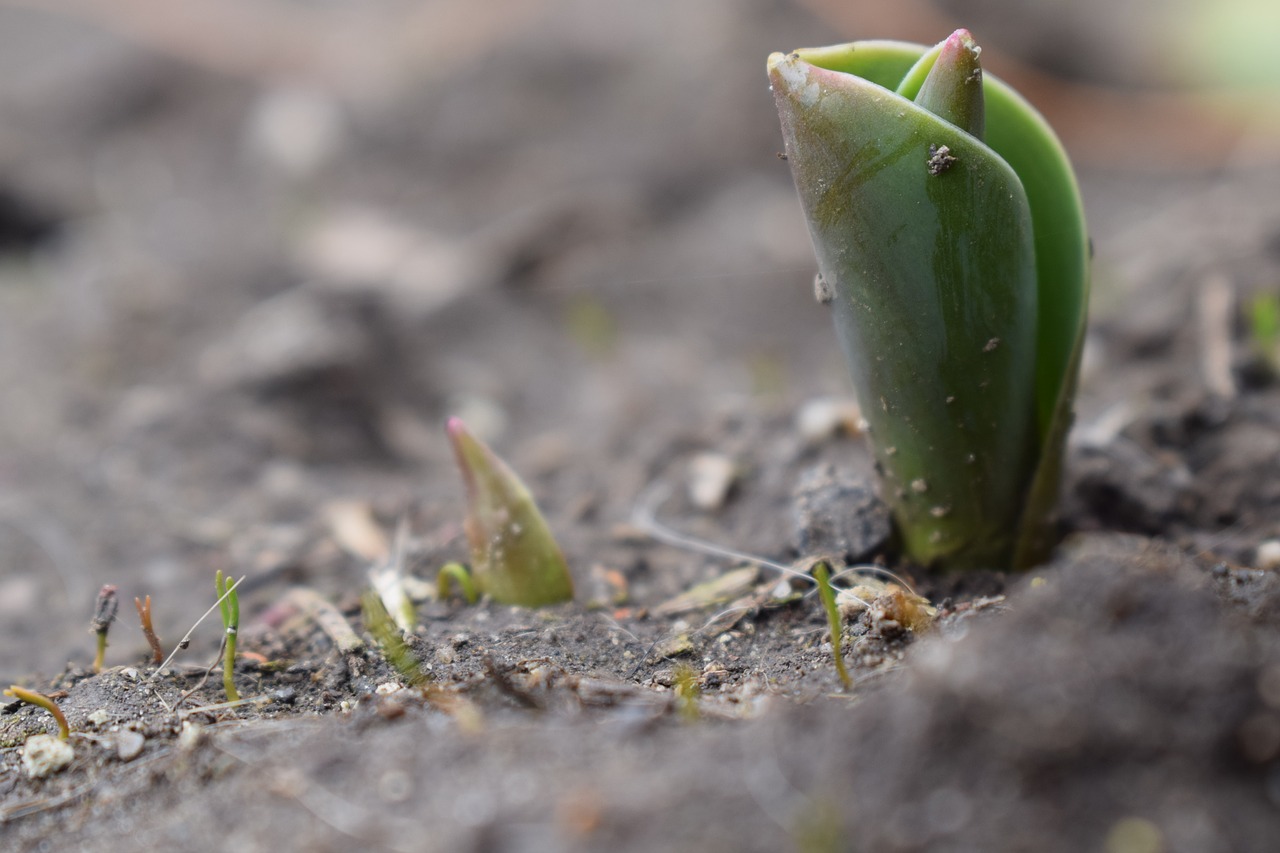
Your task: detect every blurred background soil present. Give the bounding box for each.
[2,1,1280,850]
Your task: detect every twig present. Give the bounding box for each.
[1199,273,1237,398]
[134,595,164,664]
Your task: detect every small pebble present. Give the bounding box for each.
[177,721,203,751]
[88,709,112,727]
[1256,539,1280,572]
[688,452,737,510]
[21,735,74,779]
[795,397,863,443]
[116,730,146,761]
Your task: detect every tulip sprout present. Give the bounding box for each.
[769,30,1090,570]
[445,418,575,607]
[4,685,70,740]
[215,570,240,702]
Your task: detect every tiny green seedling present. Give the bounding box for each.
[4,685,70,740]
[361,589,431,688]
[436,561,479,605]
[446,418,575,607]
[1248,292,1280,375]
[672,664,702,722]
[90,584,118,673]
[812,561,852,690]
[215,570,240,702]
[770,30,1090,570]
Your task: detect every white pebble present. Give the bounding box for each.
[21,734,74,779]
[688,453,737,510]
[116,730,146,761]
[1257,540,1280,572]
[795,397,863,443]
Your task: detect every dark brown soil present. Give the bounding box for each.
[3,2,1280,851]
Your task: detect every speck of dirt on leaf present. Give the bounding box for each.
[927,144,957,176]
[983,338,1000,353]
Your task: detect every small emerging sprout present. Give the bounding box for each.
[672,664,702,722]
[90,584,119,673]
[1248,292,1280,376]
[812,562,852,690]
[134,595,164,665]
[436,561,479,605]
[446,418,574,607]
[5,685,70,740]
[361,590,430,687]
[215,570,240,702]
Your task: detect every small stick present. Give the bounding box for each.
[90,585,119,673]
[4,685,70,740]
[134,595,164,664]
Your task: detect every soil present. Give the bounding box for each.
[3,2,1280,851]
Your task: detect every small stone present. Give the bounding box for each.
[375,682,402,696]
[116,730,146,762]
[654,633,695,660]
[177,721,203,751]
[792,466,892,562]
[198,288,371,389]
[244,86,345,178]
[21,734,74,778]
[688,452,737,511]
[88,709,112,727]
[795,397,863,443]
[1256,540,1280,571]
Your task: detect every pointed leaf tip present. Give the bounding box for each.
[445,418,574,608]
[915,29,985,140]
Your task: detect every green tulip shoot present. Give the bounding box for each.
[769,30,1089,569]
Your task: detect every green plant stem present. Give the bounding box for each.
[216,571,240,702]
[436,562,479,604]
[93,632,108,674]
[672,664,702,722]
[5,685,70,740]
[813,562,851,690]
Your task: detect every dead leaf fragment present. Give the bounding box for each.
[653,566,759,617]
